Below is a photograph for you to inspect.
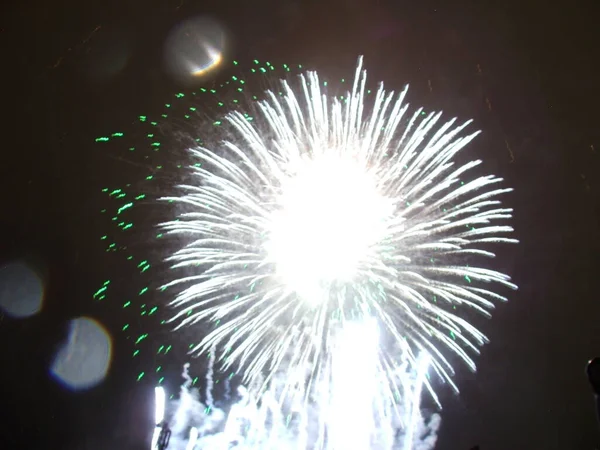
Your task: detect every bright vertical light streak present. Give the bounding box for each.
[155,386,166,423]
[150,428,161,450]
[151,386,166,450]
[186,427,199,450]
[328,319,380,449]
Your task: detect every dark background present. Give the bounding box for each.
[1,0,599,448]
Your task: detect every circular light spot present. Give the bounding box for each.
[0,261,45,318]
[50,317,113,390]
[164,16,228,85]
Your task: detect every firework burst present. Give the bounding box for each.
[160,56,517,401]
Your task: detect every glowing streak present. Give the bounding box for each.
[155,386,166,423]
[328,319,380,449]
[151,386,166,450]
[186,427,199,450]
[150,428,161,450]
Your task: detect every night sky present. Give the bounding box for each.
[1,0,599,449]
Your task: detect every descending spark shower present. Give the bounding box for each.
[99,57,517,449]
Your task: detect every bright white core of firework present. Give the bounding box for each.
[267,154,393,303]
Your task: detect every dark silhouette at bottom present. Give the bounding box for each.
[588,358,600,431]
[156,421,171,450]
